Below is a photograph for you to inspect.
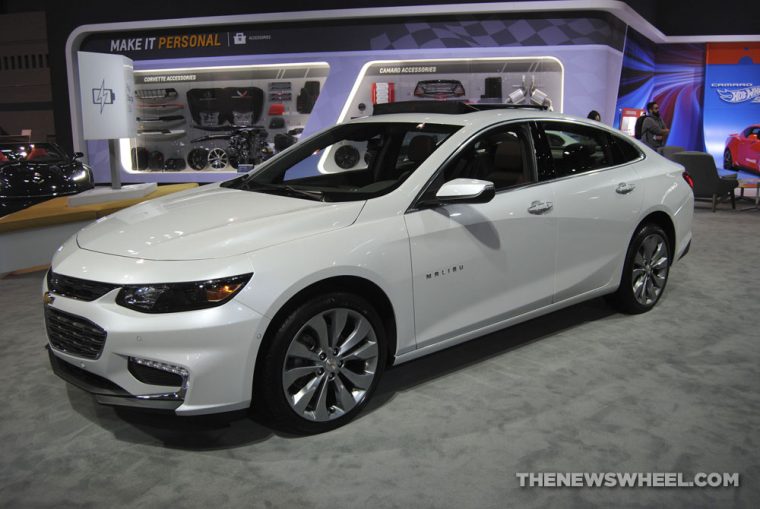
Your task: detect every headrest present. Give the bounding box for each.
[407,135,436,163]
[493,137,522,172]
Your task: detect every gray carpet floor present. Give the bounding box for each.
[1,203,758,508]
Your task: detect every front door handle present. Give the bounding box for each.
[528,200,553,214]
[616,182,636,194]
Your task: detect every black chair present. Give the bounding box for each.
[672,151,738,212]
[658,145,685,161]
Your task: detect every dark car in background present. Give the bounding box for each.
[0,142,94,216]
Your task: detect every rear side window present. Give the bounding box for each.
[609,134,642,165]
[540,121,618,177]
[542,122,641,178]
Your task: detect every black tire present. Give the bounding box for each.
[724,148,734,169]
[609,224,671,314]
[257,292,386,434]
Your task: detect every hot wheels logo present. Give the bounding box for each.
[716,86,760,103]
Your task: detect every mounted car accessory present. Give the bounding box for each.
[371,82,395,104]
[413,80,465,100]
[227,87,264,126]
[268,103,285,116]
[296,81,320,114]
[130,147,150,170]
[163,157,186,171]
[269,82,291,91]
[148,150,165,170]
[269,92,292,102]
[187,88,226,128]
[208,148,228,169]
[482,77,502,100]
[334,145,360,169]
[269,117,286,129]
[135,88,178,104]
[191,127,271,168]
[505,75,553,109]
[187,148,209,170]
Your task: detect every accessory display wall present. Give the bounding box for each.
[121,63,328,174]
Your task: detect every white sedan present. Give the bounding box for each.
[44,102,693,433]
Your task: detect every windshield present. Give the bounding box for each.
[222,122,460,202]
[0,143,66,164]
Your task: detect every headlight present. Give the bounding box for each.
[72,169,89,182]
[116,273,252,313]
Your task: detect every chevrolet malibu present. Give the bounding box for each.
[44,102,694,433]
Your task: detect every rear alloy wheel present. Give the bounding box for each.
[724,148,734,169]
[610,224,671,314]
[259,292,386,434]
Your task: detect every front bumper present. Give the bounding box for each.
[44,284,267,415]
[47,346,183,411]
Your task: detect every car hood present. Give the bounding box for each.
[0,161,87,198]
[76,185,365,260]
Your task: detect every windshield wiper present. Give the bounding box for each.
[247,183,324,201]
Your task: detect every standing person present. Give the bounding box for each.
[587,110,601,122]
[641,101,670,149]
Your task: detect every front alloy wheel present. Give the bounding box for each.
[282,308,379,422]
[258,293,386,434]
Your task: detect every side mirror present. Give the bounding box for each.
[749,134,758,142]
[429,178,495,205]
[73,152,84,159]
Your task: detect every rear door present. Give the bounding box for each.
[534,121,644,302]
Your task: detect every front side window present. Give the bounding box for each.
[222,122,460,202]
[420,122,534,200]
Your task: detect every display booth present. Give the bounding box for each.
[65,5,638,185]
[63,4,760,185]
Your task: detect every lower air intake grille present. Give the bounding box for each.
[45,307,107,360]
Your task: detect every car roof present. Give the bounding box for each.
[348,107,595,130]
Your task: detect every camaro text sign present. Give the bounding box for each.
[78,51,136,140]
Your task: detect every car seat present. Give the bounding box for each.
[485,137,527,189]
[27,147,49,160]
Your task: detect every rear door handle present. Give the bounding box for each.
[616,182,636,194]
[528,200,553,214]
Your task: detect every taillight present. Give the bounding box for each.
[682,171,694,189]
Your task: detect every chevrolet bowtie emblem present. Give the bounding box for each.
[43,291,55,305]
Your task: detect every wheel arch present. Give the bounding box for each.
[253,275,398,394]
[634,210,676,262]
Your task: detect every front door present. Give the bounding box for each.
[405,122,557,349]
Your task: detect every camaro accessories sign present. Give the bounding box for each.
[78,51,137,140]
